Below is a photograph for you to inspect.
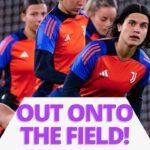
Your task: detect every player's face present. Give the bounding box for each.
[118,13,149,47]
[91,6,117,36]
[21,4,47,34]
[60,0,86,15]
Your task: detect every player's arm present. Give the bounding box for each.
[62,41,102,97]
[62,71,85,97]
[0,103,14,129]
[0,35,19,110]
[126,82,144,119]
[35,49,67,84]
[127,57,150,119]
[35,15,67,85]
[32,80,54,97]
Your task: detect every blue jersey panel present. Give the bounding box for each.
[71,40,107,80]
[36,13,61,54]
[138,49,150,87]
[0,34,18,68]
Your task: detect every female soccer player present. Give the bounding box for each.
[85,0,117,44]
[62,3,150,118]
[48,0,117,97]
[33,0,88,96]
[0,0,48,110]
[0,0,48,136]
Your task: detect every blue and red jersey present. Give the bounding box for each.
[34,6,109,96]
[0,30,40,103]
[71,38,150,97]
[36,6,89,75]
[34,5,89,95]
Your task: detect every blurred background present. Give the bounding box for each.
[1,0,150,40]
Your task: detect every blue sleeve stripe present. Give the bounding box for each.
[44,18,57,39]
[0,36,14,55]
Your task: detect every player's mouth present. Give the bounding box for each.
[129,35,140,40]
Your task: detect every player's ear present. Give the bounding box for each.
[117,23,122,32]
[20,12,26,22]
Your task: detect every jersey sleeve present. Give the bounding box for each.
[36,14,61,54]
[138,50,150,87]
[126,81,143,119]
[0,35,16,69]
[71,40,107,80]
[62,71,85,97]
[34,50,66,84]
[127,51,150,118]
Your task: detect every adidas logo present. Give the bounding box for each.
[20,51,29,58]
[64,34,71,41]
[99,69,108,77]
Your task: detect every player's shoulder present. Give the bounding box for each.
[86,38,114,50]
[81,38,113,60]
[0,31,24,50]
[40,13,60,27]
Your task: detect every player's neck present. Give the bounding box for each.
[115,40,136,60]
[24,27,36,40]
[58,2,70,15]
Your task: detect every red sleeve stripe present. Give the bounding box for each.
[49,20,57,39]
[83,48,101,65]
[46,19,54,37]
[0,36,14,55]
[44,18,57,39]
[82,43,100,61]
[44,17,52,34]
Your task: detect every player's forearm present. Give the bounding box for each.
[126,83,144,119]
[35,50,67,84]
[0,104,14,129]
[62,71,84,97]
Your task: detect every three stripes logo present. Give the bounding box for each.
[99,70,108,77]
